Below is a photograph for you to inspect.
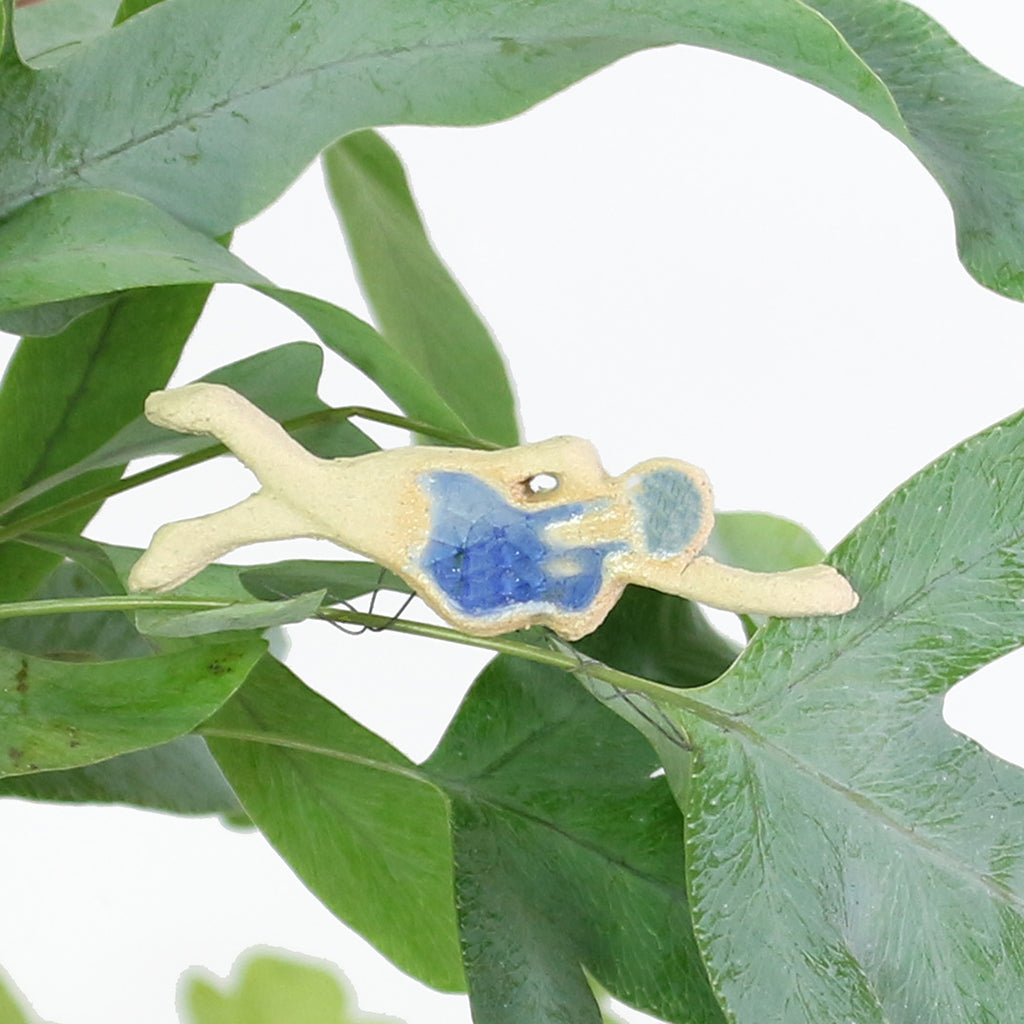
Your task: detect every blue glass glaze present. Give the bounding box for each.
[420,472,623,617]
[632,467,705,557]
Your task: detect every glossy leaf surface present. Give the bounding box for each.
[583,407,1024,1024]
[203,657,464,992]
[425,653,726,1024]
[0,637,265,778]
[324,131,517,446]
[2,2,1024,297]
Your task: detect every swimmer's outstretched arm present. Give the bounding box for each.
[635,555,859,618]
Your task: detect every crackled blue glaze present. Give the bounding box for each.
[420,472,624,617]
[632,467,705,557]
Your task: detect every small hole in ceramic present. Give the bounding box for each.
[525,473,559,495]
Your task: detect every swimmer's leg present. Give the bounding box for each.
[128,491,316,592]
[144,384,323,496]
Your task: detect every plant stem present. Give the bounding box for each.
[0,405,498,542]
[0,595,232,620]
[0,592,671,700]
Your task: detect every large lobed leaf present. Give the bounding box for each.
[202,586,738,1022]
[1,1,1024,297]
[425,650,727,1024]
[583,405,1024,1024]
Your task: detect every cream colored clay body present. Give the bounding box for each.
[129,384,858,639]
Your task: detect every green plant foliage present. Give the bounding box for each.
[3,1,1024,1021]
[580,406,1024,1024]
[240,560,411,605]
[3,1,1024,297]
[136,589,327,639]
[263,289,484,439]
[181,949,403,1024]
[576,584,740,689]
[0,636,265,778]
[324,131,518,446]
[0,558,145,661]
[0,283,210,600]
[201,657,464,993]
[425,654,727,1024]
[0,293,115,338]
[0,734,243,817]
[706,510,826,573]
[0,560,244,817]
[0,190,268,311]
[0,190,506,439]
[0,967,43,1024]
[12,0,121,65]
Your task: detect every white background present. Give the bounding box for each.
[3,3,1024,1020]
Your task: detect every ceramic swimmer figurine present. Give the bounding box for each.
[128,384,858,639]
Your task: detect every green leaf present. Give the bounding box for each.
[202,657,463,992]
[0,734,244,817]
[704,511,829,635]
[13,0,121,65]
[0,967,44,1024]
[0,189,267,312]
[0,558,148,661]
[0,636,265,778]
[584,406,1024,1024]
[323,131,518,446]
[0,282,210,600]
[136,588,327,638]
[0,293,115,337]
[4,1,1024,297]
[425,655,726,1024]
[182,949,404,1024]
[240,560,410,605]
[0,342,377,525]
[262,288,478,439]
[20,531,125,595]
[79,341,373,470]
[575,584,740,689]
[705,510,825,574]
[0,187,484,440]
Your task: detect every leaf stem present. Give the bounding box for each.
[0,595,233,620]
[0,405,497,542]
[313,607,678,701]
[0,592,669,700]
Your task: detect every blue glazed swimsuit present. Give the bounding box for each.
[420,472,624,617]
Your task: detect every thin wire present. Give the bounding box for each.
[311,566,418,636]
[554,635,693,753]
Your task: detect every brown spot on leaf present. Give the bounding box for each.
[15,660,29,693]
[8,748,22,764]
